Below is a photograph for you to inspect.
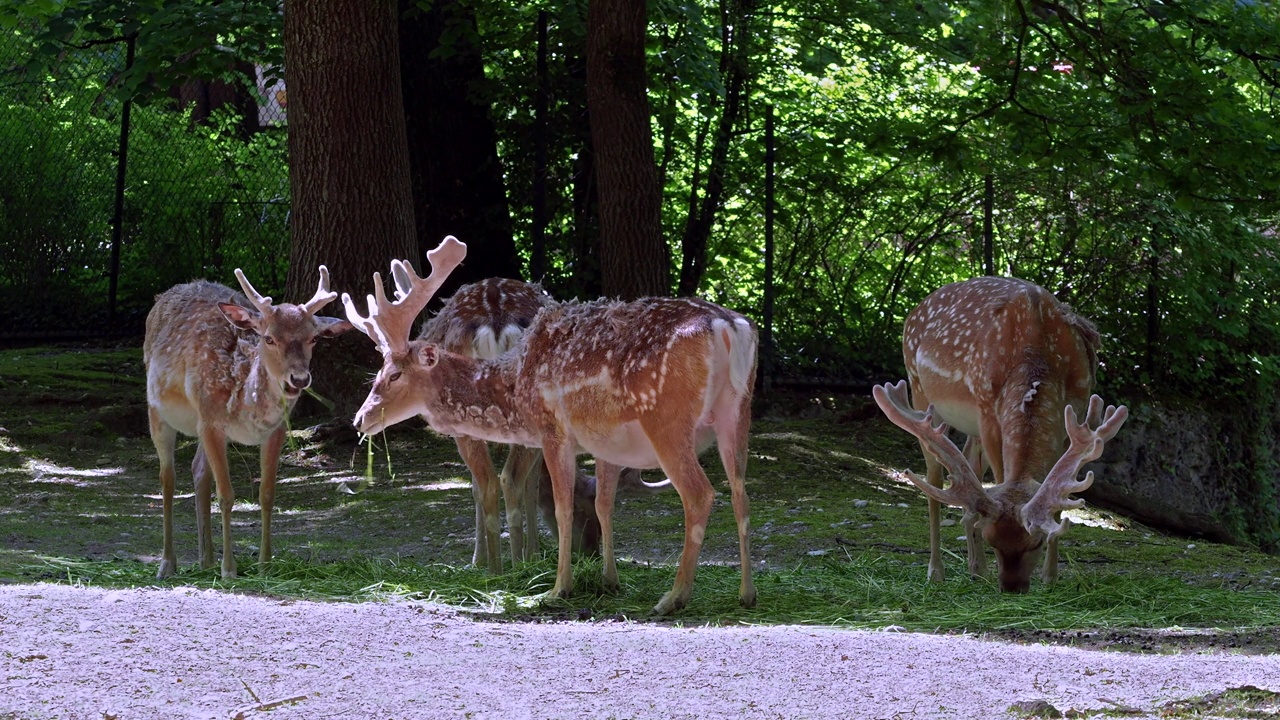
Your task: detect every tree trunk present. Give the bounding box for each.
[586,0,668,300]
[399,0,522,301]
[678,0,752,296]
[567,46,602,300]
[283,0,417,418]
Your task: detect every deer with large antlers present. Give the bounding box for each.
[343,237,757,614]
[143,267,351,579]
[872,276,1127,592]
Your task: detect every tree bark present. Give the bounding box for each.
[399,0,522,300]
[586,0,669,300]
[283,0,417,417]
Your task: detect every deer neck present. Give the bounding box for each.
[226,335,293,433]
[993,358,1066,484]
[423,351,537,446]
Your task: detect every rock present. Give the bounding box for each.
[1081,395,1280,548]
[1008,699,1062,718]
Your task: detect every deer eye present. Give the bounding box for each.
[388,371,403,383]
[308,336,318,345]
[263,335,276,346]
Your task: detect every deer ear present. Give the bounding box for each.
[218,302,260,331]
[315,316,353,338]
[416,344,440,368]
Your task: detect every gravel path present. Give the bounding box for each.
[2,583,1278,719]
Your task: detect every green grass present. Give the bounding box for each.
[4,344,1280,647]
[7,549,1279,634]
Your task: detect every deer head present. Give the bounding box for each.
[217,265,351,399]
[874,380,1127,592]
[341,236,468,434]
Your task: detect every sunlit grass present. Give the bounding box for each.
[8,550,1280,633]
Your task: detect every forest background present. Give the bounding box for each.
[1,1,1278,539]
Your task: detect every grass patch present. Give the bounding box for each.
[7,550,1280,635]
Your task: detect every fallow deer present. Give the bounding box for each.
[410,276,552,573]
[872,276,1127,592]
[143,267,350,579]
[395,275,673,568]
[343,236,757,614]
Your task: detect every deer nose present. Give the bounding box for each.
[289,372,312,390]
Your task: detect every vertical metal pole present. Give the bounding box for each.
[531,10,549,282]
[108,34,136,327]
[762,104,775,395]
[982,173,994,276]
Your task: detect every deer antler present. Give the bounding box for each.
[1021,395,1128,538]
[342,236,468,354]
[233,268,273,314]
[302,265,338,315]
[872,381,996,517]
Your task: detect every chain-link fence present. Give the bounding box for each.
[0,29,290,340]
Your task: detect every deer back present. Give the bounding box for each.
[903,276,1099,484]
[513,297,757,458]
[418,278,552,360]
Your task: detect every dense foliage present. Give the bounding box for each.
[3,0,1278,397]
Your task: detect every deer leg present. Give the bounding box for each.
[593,459,622,593]
[499,444,541,563]
[148,408,179,579]
[257,426,286,574]
[1042,515,1067,585]
[520,449,543,559]
[644,418,714,616]
[921,448,946,584]
[198,425,237,579]
[716,390,756,608]
[959,437,989,579]
[543,436,578,600]
[191,445,216,570]
[909,379,946,584]
[456,436,503,574]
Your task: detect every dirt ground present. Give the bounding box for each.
[3,582,1280,720]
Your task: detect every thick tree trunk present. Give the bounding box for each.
[399,0,522,299]
[586,0,668,300]
[283,0,417,418]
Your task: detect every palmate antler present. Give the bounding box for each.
[341,236,468,353]
[233,265,338,316]
[872,380,997,518]
[1021,395,1128,538]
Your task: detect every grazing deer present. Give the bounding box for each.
[143,267,350,579]
[872,276,1127,592]
[343,236,757,614]
[411,276,552,573]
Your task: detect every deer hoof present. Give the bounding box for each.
[739,584,757,609]
[221,558,238,580]
[156,559,177,579]
[652,590,688,616]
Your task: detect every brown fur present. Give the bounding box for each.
[350,264,757,615]
[144,271,349,579]
[889,276,1106,592]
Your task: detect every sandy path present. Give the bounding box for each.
[2,583,1278,720]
